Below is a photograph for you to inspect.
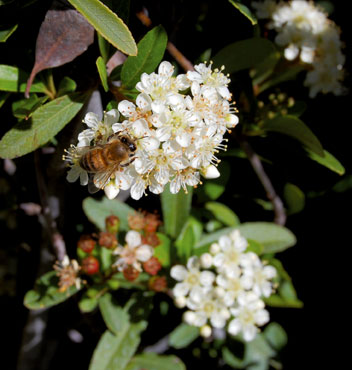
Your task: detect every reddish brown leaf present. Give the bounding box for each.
[25,9,94,97]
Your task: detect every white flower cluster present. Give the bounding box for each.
[252,0,346,97]
[170,230,276,341]
[64,61,239,200]
[113,230,154,272]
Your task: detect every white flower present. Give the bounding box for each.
[113,230,153,271]
[170,257,215,298]
[78,109,119,146]
[242,259,277,297]
[212,230,248,278]
[228,292,269,341]
[185,286,230,328]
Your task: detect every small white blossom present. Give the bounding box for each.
[228,292,269,341]
[113,230,153,272]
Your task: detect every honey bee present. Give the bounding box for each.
[70,133,137,193]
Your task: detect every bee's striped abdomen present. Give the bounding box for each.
[80,148,109,172]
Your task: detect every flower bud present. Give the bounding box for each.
[143,256,162,275]
[81,256,100,275]
[77,235,95,254]
[105,215,120,234]
[142,232,161,247]
[123,265,140,281]
[200,325,212,338]
[202,165,220,179]
[200,253,213,268]
[210,243,220,254]
[144,212,161,233]
[174,296,187,308]
[98,231,118,249]
[128,212,145,230]
[148,276,167,292]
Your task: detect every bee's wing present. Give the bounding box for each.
[88,164,120,194]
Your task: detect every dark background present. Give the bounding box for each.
[1,0,350,368]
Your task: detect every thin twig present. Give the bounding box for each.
[136,8,195,72]
[237,134,287,225]
[34,150,67,260]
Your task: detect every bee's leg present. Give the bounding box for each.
[121,157,136,167]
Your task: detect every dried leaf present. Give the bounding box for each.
[25,9,94,97]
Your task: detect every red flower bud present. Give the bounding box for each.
[143,256,162,276]
[81,256,100,275]
[144,212,161,233]
[98,231,118,249]
[141,232,160,247]
[123,265,140,281]
[77,235,95,254]
[148,276,167,292]
[128,212,146,230]
[105,215,120,234]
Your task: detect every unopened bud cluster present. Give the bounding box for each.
[170,230,277,341]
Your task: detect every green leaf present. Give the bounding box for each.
[0,24,18,42]
[101,247,113,271]
[24,271,80,309]
[251,51,280,86]
[263,322,288,351]
[0,92,87,159]
[79,295,99,312]
[99,293,129,334]
[194,227,234,251]
[175,218,198,262]
[89,321,147,370]
[110,64,122,81]
[96,56,109,92]
[0,91,10,109]
[222,347,245,368]
[333,175,352,193]
[307,149,345,175]
[154,233,171,267]
[0,65,46,93]
[212,38,276,75]
[205,202,240,227]
[283,183,305,215]
[246,239,264,255]
[57,76,77,96]
[121,25,168,89]
[228,0,257,25]
[82,197,136,231]
[67,0,137,56]
[262,115,324,156]
[258,65,304,94]
[237,222,296,253]
[161,184,193,239]
[265,278,303,308]
[225,334,277,370]
[126,353,186,370]
[12,94,48,119]
[169,323,200,349]
[98,32,111,63]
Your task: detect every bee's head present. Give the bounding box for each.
[120,135,137,152]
